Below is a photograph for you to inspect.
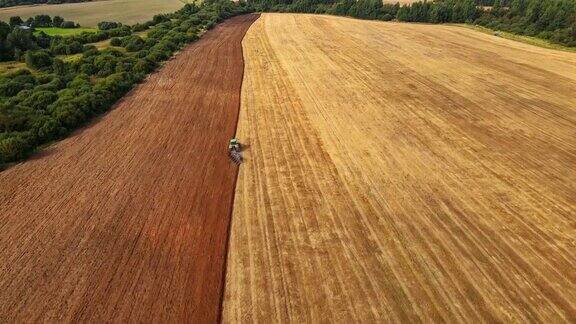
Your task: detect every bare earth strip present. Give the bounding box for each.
[0,0,184,27]
[224,13,576,322]
[0,14,257,322]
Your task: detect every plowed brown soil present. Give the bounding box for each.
[223,13,576,322]
[0,14,258,322]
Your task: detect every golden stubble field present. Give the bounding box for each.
[0,0,184,26]
[223,13,576,322]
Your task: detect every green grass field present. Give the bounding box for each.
[34,27,97,36]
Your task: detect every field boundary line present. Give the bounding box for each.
[216,13,261,324]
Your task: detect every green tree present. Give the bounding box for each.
[33,15,52,27]
[6,28,36,51]
[8,16,23,27]
[0,134,31,164]
[25,50,53,70]
[53,16,64,27]
[0,21,10,41]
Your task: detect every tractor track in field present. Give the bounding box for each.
[0,13,258,323]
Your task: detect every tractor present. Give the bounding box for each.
[228,138,243,164]
[228,138,241,152]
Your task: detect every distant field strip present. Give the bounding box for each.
[0,0,184,26]
[223,13,576,322]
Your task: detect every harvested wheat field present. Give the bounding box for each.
[0,0,185,27]
[0,14,258,322]
[223,13,576,323]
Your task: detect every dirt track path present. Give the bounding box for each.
[0,14,257,322]
[223,13,576,322]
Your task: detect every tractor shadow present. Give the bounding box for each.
[240,143,251,153]
[234,141,251,164]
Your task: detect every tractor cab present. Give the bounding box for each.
[228,138,241,152]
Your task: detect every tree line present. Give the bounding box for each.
[0,0,252,166]
[477,0,576,46]
[250,0,576,47]
[9,14,80,28]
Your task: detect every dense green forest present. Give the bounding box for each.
[0,0,90,8]
[0,0,252,166]
[250,0,576,47]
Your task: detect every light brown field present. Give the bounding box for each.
[0,0,185,27]
[223,13,576,322]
